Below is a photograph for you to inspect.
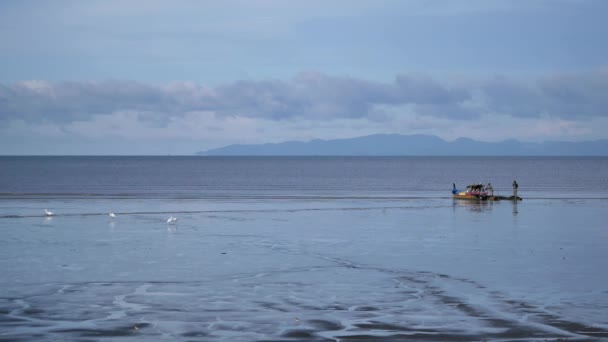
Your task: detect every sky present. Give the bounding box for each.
[1,0,608,155]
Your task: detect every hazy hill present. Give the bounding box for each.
[197,134,608,156]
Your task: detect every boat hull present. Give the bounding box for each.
[453,194,487,200]
[453,194,522,201]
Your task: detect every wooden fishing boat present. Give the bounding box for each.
[452,183,522,201]
[453,183,489,200]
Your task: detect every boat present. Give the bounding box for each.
[452,183,522,201]
[453,183,489,200]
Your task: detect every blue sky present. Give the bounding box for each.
[1,0,607,154]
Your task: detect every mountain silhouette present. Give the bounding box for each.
[198,134,608,156]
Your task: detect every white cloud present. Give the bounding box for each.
[2,69,608,154]
[7,70,608,124]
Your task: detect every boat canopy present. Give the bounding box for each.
[466,183,486,191]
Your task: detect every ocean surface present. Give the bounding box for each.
[1,156,607,341]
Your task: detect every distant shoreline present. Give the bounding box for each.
[1,155,608,158]
[197,134,608,157]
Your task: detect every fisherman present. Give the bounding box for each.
[452,183,458,194]
[486,182,494,197]
[512,180,519,199]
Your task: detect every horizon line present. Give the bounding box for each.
[1,155,607,158]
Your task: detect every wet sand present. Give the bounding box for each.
[1,198,607,341]
[3,275,607,341]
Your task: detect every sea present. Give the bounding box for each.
[0,156,607,341]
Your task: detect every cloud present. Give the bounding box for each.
[0,80,173,124]
[1,70,607,130]
[537,70,608,119]
[477,76,543,118]
[0,72,472,124]
[477,70,608,119]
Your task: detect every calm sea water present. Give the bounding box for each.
[1,156,607,199]
[1,157,607,341]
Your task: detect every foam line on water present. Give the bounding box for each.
[0,204,451,219]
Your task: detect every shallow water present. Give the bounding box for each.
[1,196,607,341]
[2,156,608,200]
[1,157,608,340]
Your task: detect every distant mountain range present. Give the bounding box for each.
[197,134,608,156]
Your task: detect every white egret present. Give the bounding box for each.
[44,209,54,216]
[167,216,177,224]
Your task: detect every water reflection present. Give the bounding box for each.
[452,199,493,212]
[452,198,519,216]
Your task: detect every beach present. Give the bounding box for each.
[1,194,607,341]
[4,0,608,339]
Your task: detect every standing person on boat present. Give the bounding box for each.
[486,183,493,197]
[452,183,458,194]
[512,180,518,199]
